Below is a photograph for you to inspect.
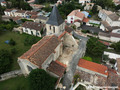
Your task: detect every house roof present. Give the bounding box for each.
[116,58,120,73]
[99,32,110,37]
[82,18,89,23]
[102,9,113,15]
[65,25,74,33]
[26,11,38,15]
[22,21,44,31]
[47,60,66,77]
[11,16,21,21]
[101,21,112,31]
[46,5,64,26]
[110,33,120,38]
[78,59,108,76]
[16,10,26,13]
[19,35,61,67]
[98,40,110,46]
[108,13,119,21]
[37,15,48,20]
[68,10,85,19]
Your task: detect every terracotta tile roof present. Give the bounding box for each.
[68,10,85,19]
[98,40,110,46]
[22,21,44,31]
[31,15,38,19]
[11,16,21,21]
[82,18,89,23]
[47,61,66,77]
[26,11,38,15]
[110,33,120,38]
[117,58,120,73]
[101,21,112,31]
[108,13,119,21]
[19,35,61,67]
[58,31,66,39]
[16,10,26,13]
[5,9,13,12]
[102,9,113,15]
[99,32,110,37]
[78,59,108,76]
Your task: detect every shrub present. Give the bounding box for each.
[9,39,16,46]
[82,56,92,61]
[11,48,17,54]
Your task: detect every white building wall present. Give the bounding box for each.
[104,51,120,59]
[98,10,107,21]
[100,24,105,31]
[79,0,91,4]
[110,36,120,42]
[98,35,110,41]
[18,58,39,75]
[112,21,120,27]
[112,29,120,34]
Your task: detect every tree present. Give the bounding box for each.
[86,37,106,56]
[82,56,92,61]
[9,38,16,46]
[0,49,12,74]
[28,69,57,90]
[110,41,120,53]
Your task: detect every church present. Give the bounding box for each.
[18,5,78,81]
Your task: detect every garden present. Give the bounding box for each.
[0,30,41,74]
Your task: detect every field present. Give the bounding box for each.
[0,76,29,90]
[0,31,41,70]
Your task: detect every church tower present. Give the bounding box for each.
[46,5,65,36]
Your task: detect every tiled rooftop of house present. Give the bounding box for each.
[19,35,61,67]
[22,21,44,31]
[82,18,89,23]
[102,9,113,15]
[68,10,85,19]
[110,33,120,38]
[65,25,74,33]
[78,59,108,76]
[108,13,120,21]
[98,40,110,46]
[47,60,66,77]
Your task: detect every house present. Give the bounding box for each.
[79,0,91,4]
[114,58,120,75]
[0,1,6,6]
[22,21,44,37]
[11,16,22,24]
[67,9,85,24]
[113,0,120,6]
[75,59,108,86]
[30,15,48,24]
[75,59,120,89]
[98,9,120,32]
[4,9,17,16]
[84,3,94,10]
[98,27,120,42]
[46,5,65,36]
[29,4,43,10]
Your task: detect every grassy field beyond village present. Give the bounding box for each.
[0,76,29,90]
[0,31,41,71]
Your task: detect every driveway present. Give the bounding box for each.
[62,32,88,90]
[81,25,103,34]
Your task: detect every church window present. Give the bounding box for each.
[27,65,33,72]
[50,26,51,30]
[31,31,33,35]
[53,27,55,33]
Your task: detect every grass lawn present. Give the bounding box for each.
[0,31,41,71]
[0,76,30,90]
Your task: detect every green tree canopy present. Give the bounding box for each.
[0,49,12,74]
[82,56,92,61]
[28,69,57,90]
[86,37,106,56]
[110,41,120,53]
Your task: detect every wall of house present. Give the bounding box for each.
[46,22,65,36]
[42,53,54,70]
[98,35,110,41]
[112,29,120,34]
[22,27,41,37]
[76,66,108,77]
[100,24,105,31]
[106,17,113,26]
[110,36,120,42]
[67,16,75,23]
[18,58,38,75]
[112,21,120,27]
[104,51,120,59]
[79,0,91,4]
[98,10,107,21]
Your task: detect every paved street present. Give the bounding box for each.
[81,25,103,34]
[62,32,88,90]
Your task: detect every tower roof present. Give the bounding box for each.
[46,5,64,26]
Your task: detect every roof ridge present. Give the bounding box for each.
[28,35,55,59]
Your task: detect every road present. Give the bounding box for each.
[62,32,88,90]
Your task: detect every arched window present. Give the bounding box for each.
[27,65,33,72]
[50,26,51,30]
[31,31,33,35]
[53,27,55,33]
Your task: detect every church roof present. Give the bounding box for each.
[46,5,64,26]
